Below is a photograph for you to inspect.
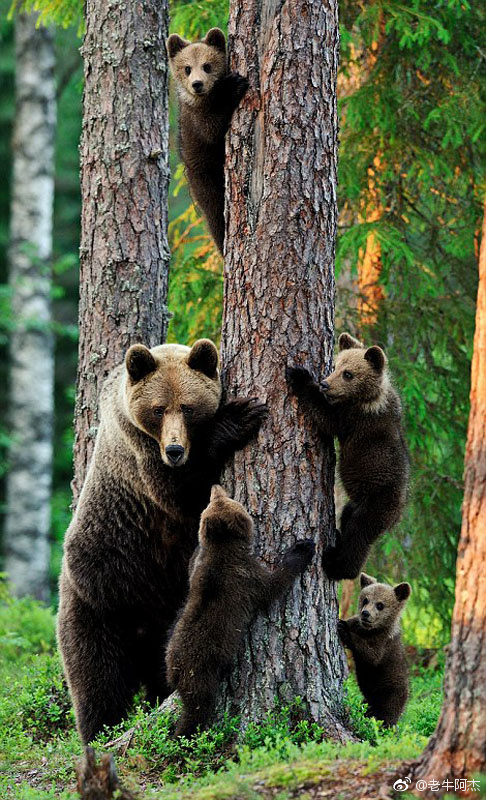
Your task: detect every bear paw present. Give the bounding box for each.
[219,397,268,441]
[323,548,360,582]
[337,619,351,645]
[282,539,315,573]
[286,365,314,393]
[232,72,249,100]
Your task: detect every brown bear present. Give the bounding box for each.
[338,572,412,727]
[165,485,315,738]
[286,332,409,580]
[166,28,248,254]
[57,340,267,744]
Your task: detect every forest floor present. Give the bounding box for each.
[3,587,480,800]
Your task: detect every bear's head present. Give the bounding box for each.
[124,339,221,468]
[321,332,388,409]
[199,485,253,546]
[358,572,411,632]
[166,28,227,105]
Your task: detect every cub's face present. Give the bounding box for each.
[199,485,253,546]
[125,340,221,468]
[322,332,387,406]
[167,28,227,104]
[358,573,411,632]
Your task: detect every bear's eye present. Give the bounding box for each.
[376,602,384,611]
[184,66,192,76]
[202,63,212,73]
[153,407,165,417]
[181,405,194,416]
[343,370,354,380]
[362,598,369,606]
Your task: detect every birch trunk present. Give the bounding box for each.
[73,0,171,498]
[412,202,486,786]
[219,0,349,737]
[4,13,56,602]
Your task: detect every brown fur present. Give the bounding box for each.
[287,332,409,580]
[58,340,267,744]
[166,28,248,253]
[338,573,411,727]
[165,485,315,737]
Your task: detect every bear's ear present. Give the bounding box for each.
[339,332,363,351]
[187,339,219,378]
[210,484,228,502]
[204,27,226,52]
[166,34,189,59]
[360,572,377,588]
[364,345,386,373]
[125,345,157,383]
[394,582,411,603]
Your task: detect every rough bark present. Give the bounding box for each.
[74,0,171,498]
[413,201,486,785]
[4,13,56,601]
[76,747,137,800]
[219,0,348,737]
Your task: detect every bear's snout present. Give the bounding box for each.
[165,444,185,466]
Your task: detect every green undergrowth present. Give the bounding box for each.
[0,589,445,799]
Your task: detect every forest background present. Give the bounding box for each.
[0,0,484,796]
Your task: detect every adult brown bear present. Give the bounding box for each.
[58,340,266,744]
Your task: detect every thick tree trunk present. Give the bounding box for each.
[4,13,56,601]
[219,0,348,738]
[413,202,486,785]
[73,0,171,497]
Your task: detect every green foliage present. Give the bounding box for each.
[169,0,228,38]
[0,575,57,661]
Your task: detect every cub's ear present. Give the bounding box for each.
[210,484,228,502]
[364,345,386,373]
[360,572,377,588]
[125,345,157,383]
[187,339,219,378]
[204,27,226,52]
[339,332,363,351]
[166,34,189,59]
[394,582,412,602]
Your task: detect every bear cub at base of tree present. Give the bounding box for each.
[338,572,412,727]
[286,332,409,580]
[166,27,248,254]
[165,485,315,737]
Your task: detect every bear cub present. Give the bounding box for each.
[167,28,248,254]
[338,573,412,727]
[165,485,315,737]
[287,332,409,580]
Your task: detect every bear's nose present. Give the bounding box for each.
[165,444,185,465]
[322,381,329,391]
[192,81,203,93]
[361,609,370,619]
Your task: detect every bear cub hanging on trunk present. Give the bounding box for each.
[286,332,409,580]
[166,27,248,254]
[338,573,412,726]
[165,485,315,737]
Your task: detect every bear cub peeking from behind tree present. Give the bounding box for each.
[166,28,248,254]
[287,332,409,581]
[338,573,412,726]
[165,485,315,738]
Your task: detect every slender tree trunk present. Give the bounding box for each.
[4,13,56,601]
[412,201,486,785]
[219,0,349,738]
[357,154,384,328]
[73,0,171,498]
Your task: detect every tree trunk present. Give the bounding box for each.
[413,202,486,785]
[73,0,171,498]
[220,0,349,738]
[4,13,56,602]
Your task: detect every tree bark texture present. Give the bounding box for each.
[4,13,56,601]
[413,202,486,784]
[74,0,171,498]
[220,0,348,737]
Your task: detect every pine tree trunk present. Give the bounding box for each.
[413,202,486,784]
[220,0,349,738]
[4,13,56,601]
[73,0,171,497]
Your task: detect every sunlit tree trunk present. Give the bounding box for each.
[413,201,486,784]
[73,0,171,499]
[219,0,349,738]
[357,153,385,327]
[4,13,56,601]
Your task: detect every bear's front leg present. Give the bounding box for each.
[208,397,268,465]
[213,72,249,113]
